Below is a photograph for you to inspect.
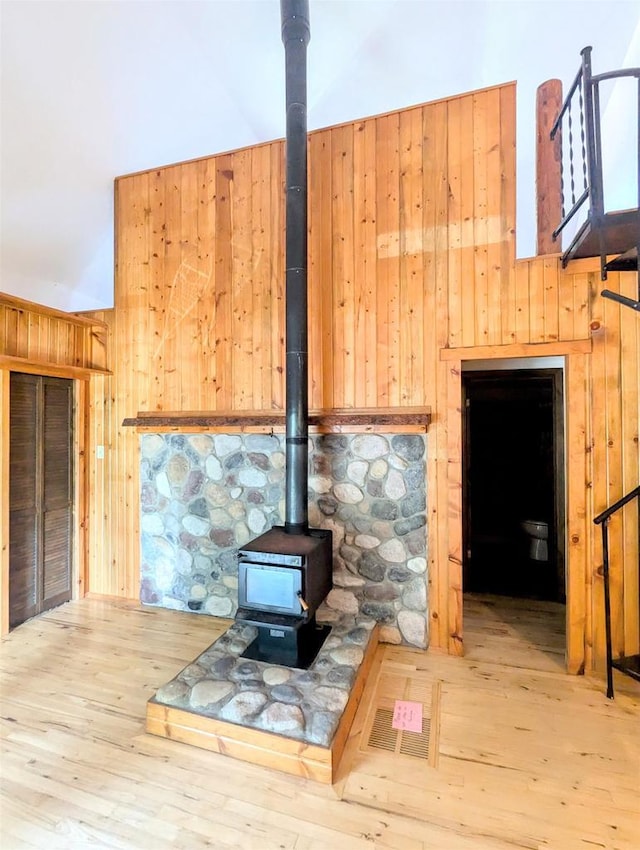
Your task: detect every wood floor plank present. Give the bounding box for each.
[1,595,639,850]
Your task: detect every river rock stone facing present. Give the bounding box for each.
[151,610,377,748]
[139,431,427,648]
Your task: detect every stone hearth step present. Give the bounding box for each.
[146,608,380,783]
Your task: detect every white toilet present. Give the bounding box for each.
[521,520,549,561]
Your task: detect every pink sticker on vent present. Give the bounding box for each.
[392,700,423,733]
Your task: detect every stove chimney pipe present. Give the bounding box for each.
[281,0,310,535]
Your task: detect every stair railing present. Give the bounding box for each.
[551,46,640,308]
[593,484,640,698]
[550,47,601,246]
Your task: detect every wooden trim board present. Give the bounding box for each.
[440,339,592,360]
[0,355,111,379]
[0,369,9,635]
[146,625,380,784]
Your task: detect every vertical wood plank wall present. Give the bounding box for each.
[0,295,109,633]
[77,82,637,672]
[0,295,108,371]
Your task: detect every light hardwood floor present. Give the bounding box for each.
[1,595,638,849]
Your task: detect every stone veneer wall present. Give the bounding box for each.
[140,432,427,647]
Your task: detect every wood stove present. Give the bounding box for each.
[236,526,332,667]
[234,0,333,667]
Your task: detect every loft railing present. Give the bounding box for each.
[593,485,640,698]
[550,47,598,239]
[550,46,640,311]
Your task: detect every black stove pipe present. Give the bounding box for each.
[281,0,310,535]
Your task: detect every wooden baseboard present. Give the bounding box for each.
[146,625,380,783]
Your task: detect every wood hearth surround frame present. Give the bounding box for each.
[2,81,638,676]
[0,294,110,635]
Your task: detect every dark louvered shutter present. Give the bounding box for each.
[9,374,39,627]
[9,374,73,628]
[42,377,73,608]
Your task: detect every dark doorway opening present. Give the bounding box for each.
[462,369,565,604]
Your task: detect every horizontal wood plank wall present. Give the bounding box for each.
[82,81,639,672]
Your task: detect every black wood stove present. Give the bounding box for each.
[234,0,333,668]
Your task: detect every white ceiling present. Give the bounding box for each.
[1,0,639,312]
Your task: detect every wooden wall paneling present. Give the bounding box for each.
[446,96,463,350]
[375,112,401,407]
[2,296,107,372]
[342,121,357,408]
[434,99,451,651]
[434,359,452,652]
[398,107,425,405]
[309,132,331,410]
[197,157,217,409]
[619,272,640,657]
[514,260,531,343]
[87,371,103,595]
[331,123,355,409]
[85,306,115,597]
[16,308,28,354]
[528,258,545,342]
[572,270,591,340]
[163,167,183,410]
[214,157,235,411]
[588,272,607,671]
[132,173,152,414]
[148,167,167,409]
[557,261,575,341]
[119,173,149,599]
[446,360,463,655]
[26,312,38,360]
[421,100,443,648]
[46,319,57,363]
[459,96,476,349]
[180,159,203,411]
[101,369,112,598]
[362,120,379,409]
[251,144,271,411]
[602,275,625,661]
[270,143,285,411]
[433,99,451,651]
[0,368,9,634]
[352,122,368,410]
[499,84,517,345]
[472,92,489,346]
[565,353,589,673]
[2,307,17,355]
[73,378,88,599]
[543,255,560,342]
[230,148,253,410]
[485,86,503,346]
[68,322,79,366]
[38,314,50,361]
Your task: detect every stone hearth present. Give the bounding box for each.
[147,604,379,782]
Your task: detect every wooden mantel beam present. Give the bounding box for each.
[122,407,432,433]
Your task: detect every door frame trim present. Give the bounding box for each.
[442,349,590,674]
[1,365,89,635]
